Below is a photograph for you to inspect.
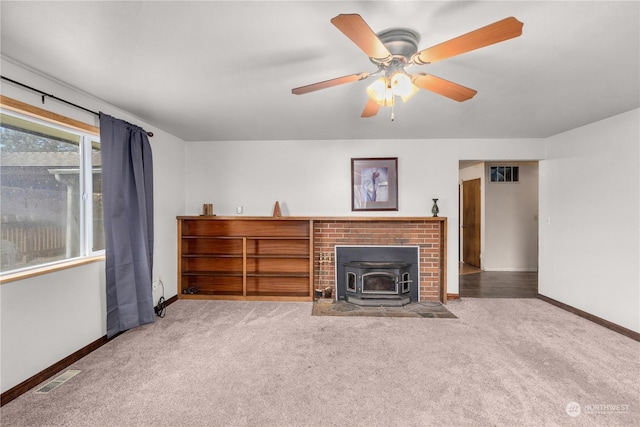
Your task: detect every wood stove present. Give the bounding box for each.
[335,246,419,305]
[344,261,412,306]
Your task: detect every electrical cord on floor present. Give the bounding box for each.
[154,279,166,318]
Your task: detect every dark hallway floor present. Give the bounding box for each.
[459,265,538,298]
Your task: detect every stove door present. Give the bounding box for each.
[361,272,397,294]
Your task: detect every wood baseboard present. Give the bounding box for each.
[1,295,179,407]
[537,294,639,342]
[0,335,113,407]
[447,293,460,301]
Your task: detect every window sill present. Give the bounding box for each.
[0,255,105,284]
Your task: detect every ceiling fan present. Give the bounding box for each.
[292,14,523,119]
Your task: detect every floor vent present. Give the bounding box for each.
[34,370,81,394]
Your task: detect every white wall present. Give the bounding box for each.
[539,108,640,333]
[483,162,538,271]
[185,138,545,298]
[0,59,187,393]
[0,262,105,392]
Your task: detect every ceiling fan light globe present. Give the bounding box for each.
[390,72,418,102]
[367,77,394,106]
[400,83,419,103]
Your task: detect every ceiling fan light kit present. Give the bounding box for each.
[366,73,418,105]
[292,14,523,119]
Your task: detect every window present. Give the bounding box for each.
[490,166,519,183]
[0,109,103,274]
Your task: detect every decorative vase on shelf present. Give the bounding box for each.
[431,199,439,217]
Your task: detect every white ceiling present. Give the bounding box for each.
[1,1,638,142]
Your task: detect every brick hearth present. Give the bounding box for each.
[312,218,447,303]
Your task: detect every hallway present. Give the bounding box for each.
[459,264,538,298]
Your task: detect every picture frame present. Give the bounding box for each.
[351,157,398,211]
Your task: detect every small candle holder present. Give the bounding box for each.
[202,203,214,216]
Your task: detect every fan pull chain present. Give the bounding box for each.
[391,102,395,121]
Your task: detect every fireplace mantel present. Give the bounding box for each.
[305,216,445,223]
[178,216,445,222]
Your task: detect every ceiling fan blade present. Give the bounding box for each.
[361,98,381,118]
[412,17,523,65]
[292,72,369,95]
[331,14,392,62]
[412,73,477,102]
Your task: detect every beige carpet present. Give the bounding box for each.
[1,299,638,426]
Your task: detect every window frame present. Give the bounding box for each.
[489,165,520,183]
[0,96,104,282]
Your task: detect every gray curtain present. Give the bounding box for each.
[100,113,154,338]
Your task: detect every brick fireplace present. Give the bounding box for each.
[313,218,447,303]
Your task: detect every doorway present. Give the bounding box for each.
[458,161,539,297]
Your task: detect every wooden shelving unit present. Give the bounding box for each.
[178,217,313,301]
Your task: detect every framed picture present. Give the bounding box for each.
[351,157,398,211]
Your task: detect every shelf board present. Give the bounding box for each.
[182,272,309,278]
[183,254,309,260]
[245,291,310,298]
[179,293,312,302]
[182,235,309,240]
[246,254,310,259]
[246,236,309,240]
[182,271,243,277]
[182,254,243,258]
[182,235,242,239]
[182,254,309,258]
[246,273,310,278]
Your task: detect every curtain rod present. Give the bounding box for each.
[1,75,153,137]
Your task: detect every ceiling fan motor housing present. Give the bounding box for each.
[375,28,421,62]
